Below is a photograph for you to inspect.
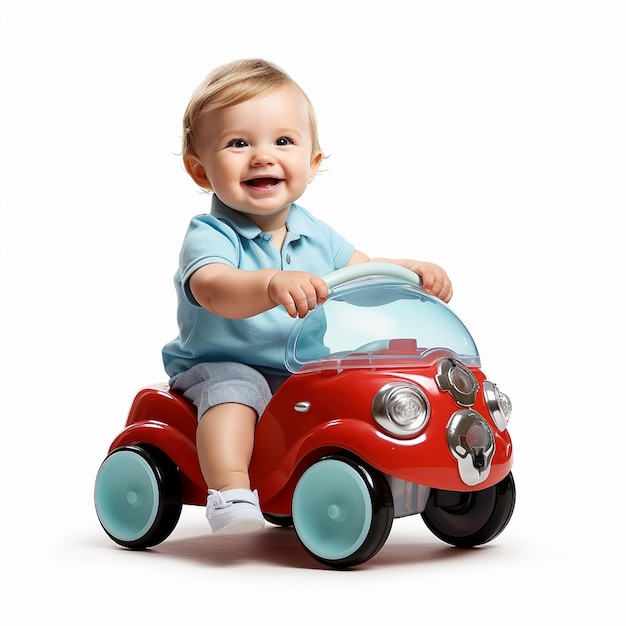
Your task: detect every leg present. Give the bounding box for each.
[196,402,257,492]
[170,362,273,534]
[196,402,265,534]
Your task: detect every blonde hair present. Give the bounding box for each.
[182,58,322,158]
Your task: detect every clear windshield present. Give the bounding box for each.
[285,278,480,373]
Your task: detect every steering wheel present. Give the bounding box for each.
[324,262,423,291]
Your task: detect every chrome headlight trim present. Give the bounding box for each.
[372,382,430,439]
[447,409,495,486]
[483,380,512,431]
[435,358,479,406]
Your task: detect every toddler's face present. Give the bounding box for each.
[187,85,322,227]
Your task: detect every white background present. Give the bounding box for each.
[1,0,621,622]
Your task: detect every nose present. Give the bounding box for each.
[251,146,275,166]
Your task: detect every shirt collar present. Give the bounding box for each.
[210,194,315,241]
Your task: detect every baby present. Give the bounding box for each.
[162,59,452,534]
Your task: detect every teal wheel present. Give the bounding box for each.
[421,472,516,547]
[292,455,393,568]
[94,445,182,549]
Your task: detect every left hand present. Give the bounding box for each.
[401,260,453,302]
[349,252,454,303]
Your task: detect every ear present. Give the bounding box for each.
[184,154,213,190]
[308,149,324,182]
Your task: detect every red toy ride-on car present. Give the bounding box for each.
[94,262,515,568]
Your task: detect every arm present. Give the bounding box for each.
[346,250,453,303]
[189,263,329,319]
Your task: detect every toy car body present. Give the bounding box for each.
[95,263,515,568]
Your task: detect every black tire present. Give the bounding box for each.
[94,445,183,549]
[263,513,293,527]
[421,472,516,547]
[292,455,394,568]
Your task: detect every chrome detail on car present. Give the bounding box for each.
[447,410,495,486]
[436,358,479,406]
[483,381,512,431]
[386,475,430,517]
[372,382,430,439]
[294,401,311,413]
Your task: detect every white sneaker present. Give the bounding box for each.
[206,488,266,534]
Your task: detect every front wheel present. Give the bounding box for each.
[263,513,293,527]
[421,472,516,548]
[94,445,183,549]
[292,455,394,568]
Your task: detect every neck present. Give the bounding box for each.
[243,205,290,233]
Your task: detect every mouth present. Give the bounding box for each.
[244,177,282,189]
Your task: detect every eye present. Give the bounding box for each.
[275,136,294,146]
[227,138,248,148]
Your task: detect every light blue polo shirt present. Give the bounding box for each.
[162,195,354,379]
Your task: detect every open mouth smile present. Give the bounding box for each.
[244,177,282,189]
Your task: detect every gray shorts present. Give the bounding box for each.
[170,362,287,421]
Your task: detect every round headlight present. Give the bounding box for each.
[483,381,512,431]
[372,382,430,438]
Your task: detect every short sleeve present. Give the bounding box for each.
[178,215,241,305]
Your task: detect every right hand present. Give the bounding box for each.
[268,271,328,318]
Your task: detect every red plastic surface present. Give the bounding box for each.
[106,349,513,516]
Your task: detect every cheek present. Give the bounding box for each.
[211,157,239,181]
[288,154,316,179]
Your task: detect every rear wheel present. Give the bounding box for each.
[292,455,393,568]
[421,472,516,547]
[94,445,182,549]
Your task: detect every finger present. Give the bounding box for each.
[292,288,315,318]
[419,267,436,292]
[297,278,327,313]
[311,276,329,305]
[438,282,453,303]
[422,270,450,302]
[434,276,453,302]
[282,297,299,318]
